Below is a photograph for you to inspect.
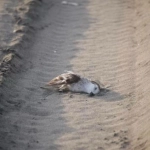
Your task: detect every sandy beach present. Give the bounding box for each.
[0,0,150,150]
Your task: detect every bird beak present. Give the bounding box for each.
[89,92,94,97]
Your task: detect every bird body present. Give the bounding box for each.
[44,71,101,95]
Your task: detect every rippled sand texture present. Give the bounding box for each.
[0,0,150,150]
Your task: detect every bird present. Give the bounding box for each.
[42,71,101,96]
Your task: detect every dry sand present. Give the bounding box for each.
[0,0,150,150]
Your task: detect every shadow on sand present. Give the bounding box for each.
[41,87,125,102]
[93,88,125,101]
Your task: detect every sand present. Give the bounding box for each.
[0,0,150,150]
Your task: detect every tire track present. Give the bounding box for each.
[59,0,136,150]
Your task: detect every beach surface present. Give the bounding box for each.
[0,0,150,150]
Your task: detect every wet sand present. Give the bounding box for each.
[0,0,150,150]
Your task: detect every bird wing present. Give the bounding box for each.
[65,73,81,84]
[46,72,81,86]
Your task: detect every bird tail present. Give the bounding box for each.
[40,84,55,90]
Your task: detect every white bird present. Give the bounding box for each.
[42,71,101,96]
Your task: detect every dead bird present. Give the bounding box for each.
[41,71,101,96]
